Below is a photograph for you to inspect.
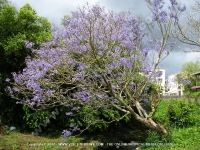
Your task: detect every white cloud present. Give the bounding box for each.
[10,0,102,26]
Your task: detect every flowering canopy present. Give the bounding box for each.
[6,0,185,136]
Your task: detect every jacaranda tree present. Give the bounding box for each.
[6,0,186,136]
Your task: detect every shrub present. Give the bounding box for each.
[145,131,160,143]
[170,126,200,149]
[22,104,130,136]
[153,101,170,127]
[153,100,200,128]
[168,101,198,128]
[22,106,52,129]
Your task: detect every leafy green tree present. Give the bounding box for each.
[0,3,52,126]
[178,61,200,101]
[0,0,9,11]
[0,3,51,73]
[180,61,200,78]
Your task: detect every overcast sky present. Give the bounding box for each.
[9,0,200,77]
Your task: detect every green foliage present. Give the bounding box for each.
[0,3,52,72]
[0,75,2,100]
[179,61,200,100]
[170,126,200,149]
[77,105,127,132]
[144,99,200,150]
[180,60,200,78]
[153,100,200,128]
[22,106,51,129]
[153,101,170,127]
[143,127,200,149]
[142,131,172,150]
[187,91,200,105]
[0,0,9,10]
[22,103,129,135]
[145,131,160,143]
[168,101,198,128]
[0,2,52,129]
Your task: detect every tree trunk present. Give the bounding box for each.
[135,115,168,136]
[145,118,168,135]
[133,101,168,136]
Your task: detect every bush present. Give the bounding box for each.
[22,106,52,129]
[168,101,198,128]
[22,103,129,136]
[144,99,200,150]
[142,126,200,150]
[153,100,200,128]
[153,101,170,127]
[170,126,200,149]
[145,131,160,143]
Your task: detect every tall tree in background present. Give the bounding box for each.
[181,61,200,78]
[0,0,9,10]
[0,3,51,73]
[0,3,52,126]
[178,61,200,100]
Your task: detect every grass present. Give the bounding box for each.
[140,124,200,150]
[0,131,95,150]
[142,98,200,150]
[0,119,149,150]
[0,98,200,150]
[170,126,200,149]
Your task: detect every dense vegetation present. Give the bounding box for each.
[0,0,51,128]
[178,61,200,104]
[1,98,199,150]
[0,0,199,150]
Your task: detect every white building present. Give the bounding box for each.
[152,69,184,96]
[165,73,184,96]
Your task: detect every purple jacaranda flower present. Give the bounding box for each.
[143,99,150,105]
[119,57,129,65]
[5,78,10,82]
[72,126,80,132]
[26,42,33,49]
[113,99,118,103]
[62,130,72,137]
[148,39,153,43]
[159,11,167,22]
[143,48,149,56]
[13,87,19,92]
[165,50,170,55]
[97,51,103,56]
[65,19,71,26]
[157,70,162,77]
[170,0,178,5]
[66,112,73,116]
[16,101,22,104]
[78,64,88,71]
[169,41,176,48]
[170,13,177,19]
[178,5,186,12]
[118,57,132,68]
[71,107,80,111]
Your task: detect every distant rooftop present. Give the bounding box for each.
[191,72,200,76]
[191,85,200,90]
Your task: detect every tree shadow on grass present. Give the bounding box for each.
[78,119,149,149]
